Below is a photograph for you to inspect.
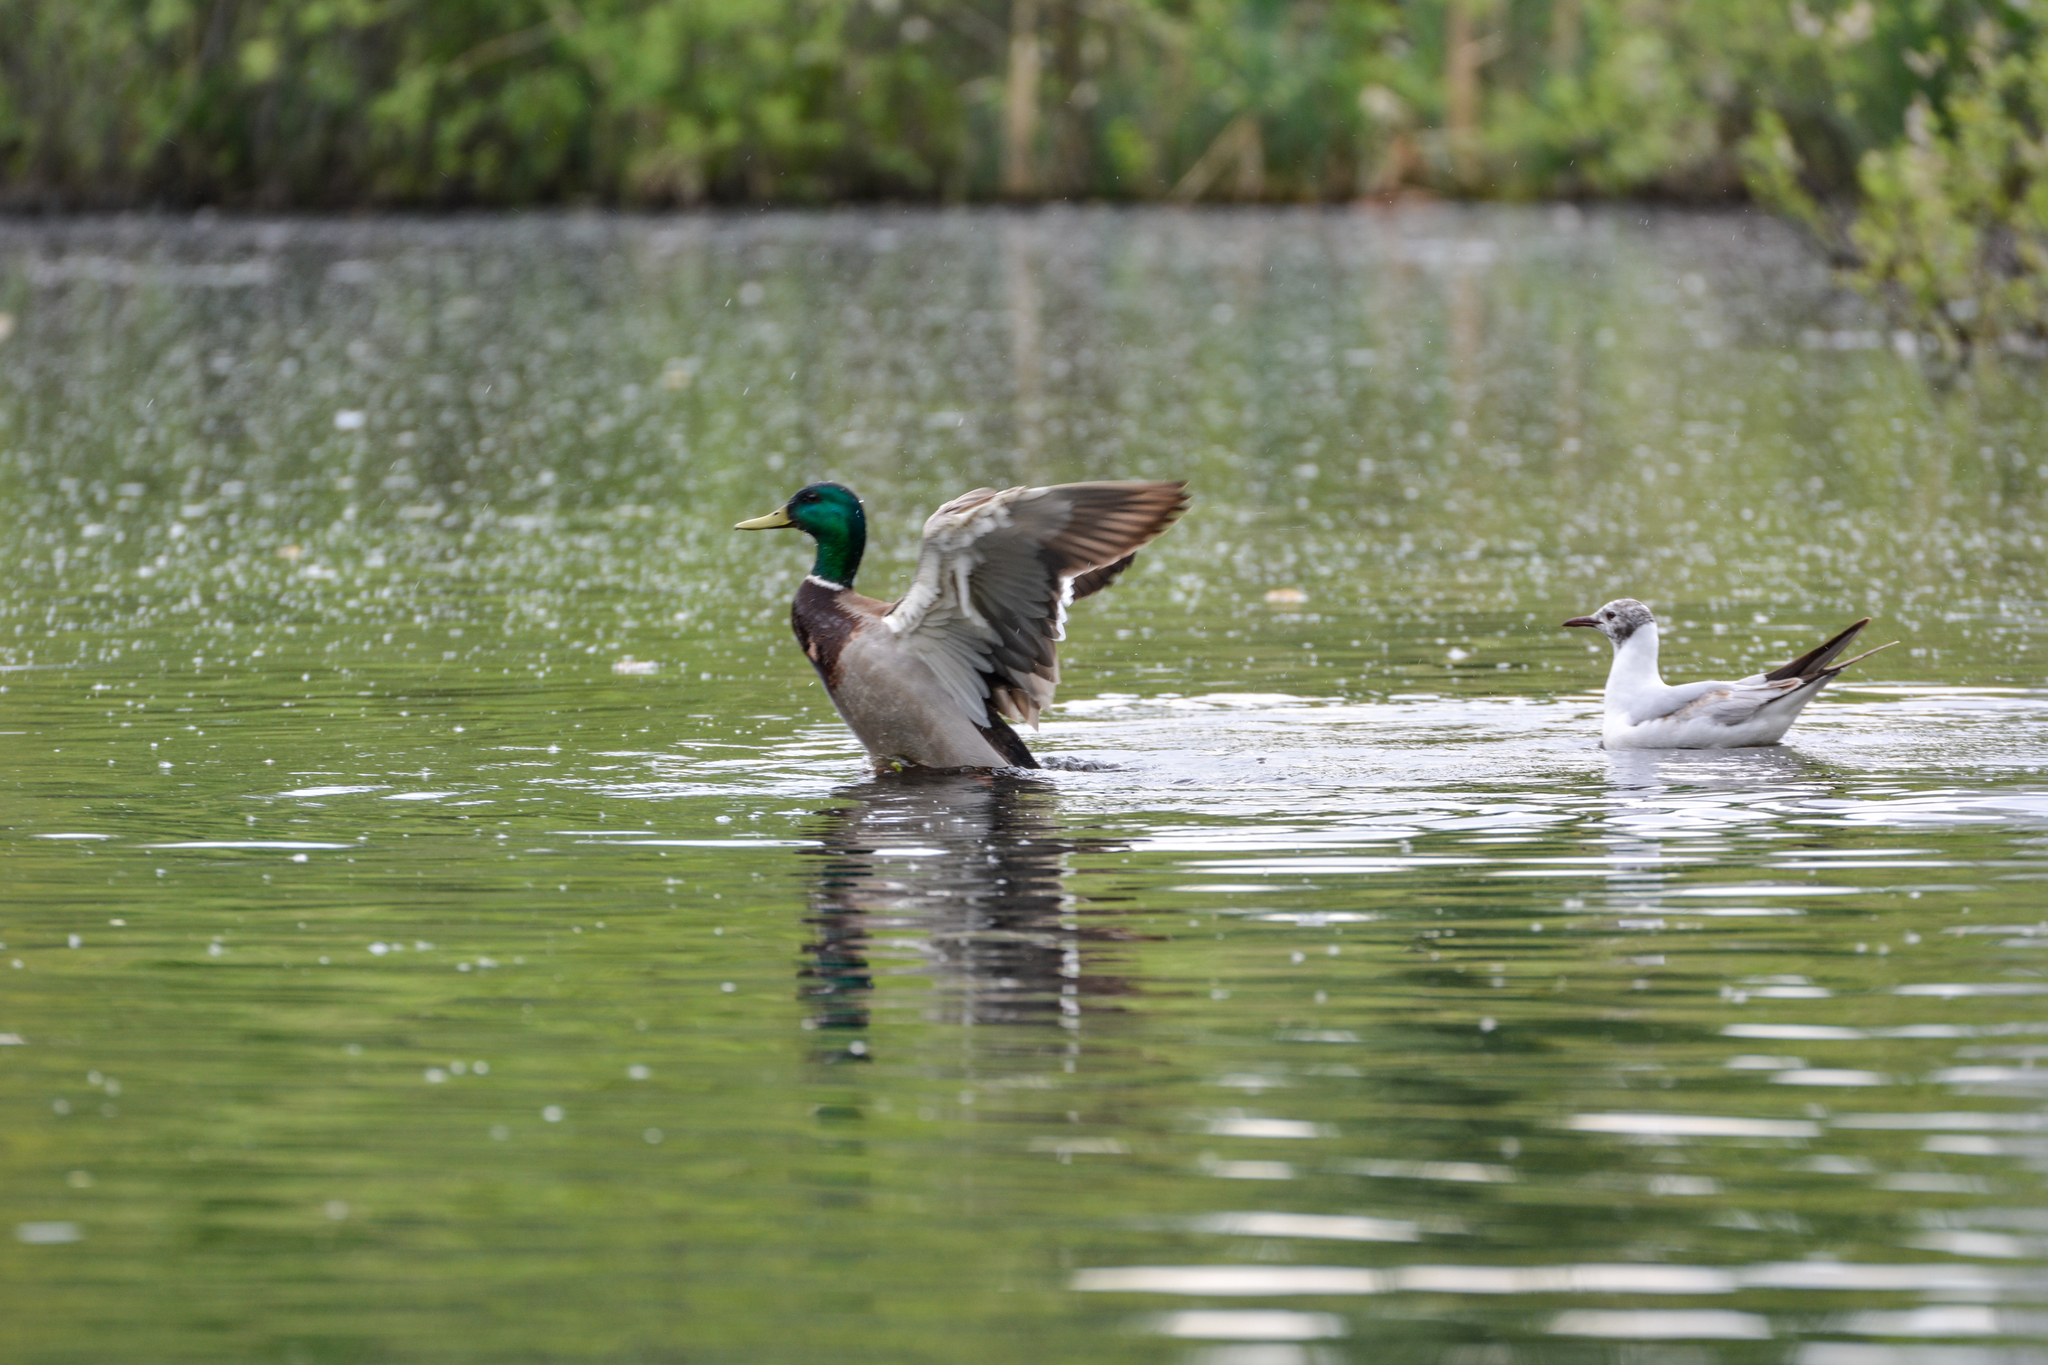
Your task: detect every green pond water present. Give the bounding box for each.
[2,208,2047,1365]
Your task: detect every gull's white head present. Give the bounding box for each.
[1563,598,1656,646]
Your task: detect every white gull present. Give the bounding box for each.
[1563,599,1895,750]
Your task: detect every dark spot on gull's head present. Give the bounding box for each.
[1594,598,1656,643]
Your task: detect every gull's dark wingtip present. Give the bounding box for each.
[1762,616,1873,682]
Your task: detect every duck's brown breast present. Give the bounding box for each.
[792,579,887,688]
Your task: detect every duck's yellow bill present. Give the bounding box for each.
[734,507,794,530]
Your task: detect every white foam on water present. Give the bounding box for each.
[1147,1311,1348,1341]
[1549,1310,1770,1339]
[1568,1113,1822,1139]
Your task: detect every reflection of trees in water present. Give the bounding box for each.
[798,772,1137,1056]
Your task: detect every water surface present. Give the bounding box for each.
[1,208,2046,1364]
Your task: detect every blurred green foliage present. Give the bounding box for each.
[0,0,2033,211]
[2,0,2045,348]
[1746,19,2048,359]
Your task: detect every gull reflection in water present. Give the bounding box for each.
[1599,742,1839,796]
[1593,742,1855,928]
[798,771,1137,1058]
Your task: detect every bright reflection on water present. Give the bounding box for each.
[1,208,2047,1363]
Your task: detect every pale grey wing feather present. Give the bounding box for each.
[885,481,1188,728]
[901,597,1000,723]
[1631,677,1808,727]
[1620,679,1732,725]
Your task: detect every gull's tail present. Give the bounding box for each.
[1762,617,1871,682]
[1819,639,1899,678]
[1754,637,1899,714]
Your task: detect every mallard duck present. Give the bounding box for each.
[736,480,1188,770]
[1563,598,1895,749]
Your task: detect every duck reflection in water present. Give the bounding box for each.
[799,771,1139,1057]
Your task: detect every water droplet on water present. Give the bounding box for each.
[16,1221,81,1244]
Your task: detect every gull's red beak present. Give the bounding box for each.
[1562,616,1599,629]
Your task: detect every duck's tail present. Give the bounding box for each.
[976,715,1041,769]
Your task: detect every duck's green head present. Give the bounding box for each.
[735,482,867,588]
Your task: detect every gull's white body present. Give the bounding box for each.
[1595,621,1833,750]
[1566,598,1890,751]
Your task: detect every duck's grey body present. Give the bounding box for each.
[794,579,1030,769]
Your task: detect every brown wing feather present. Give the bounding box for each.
[1069,552,1139,601]
[976,481,1187,725]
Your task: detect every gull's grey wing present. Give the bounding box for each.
[1647,633,1898,732]
[1619,678,1745,725]
[1674,678,1816,726]
[1620,677,1807,727]
[884,481,1189,728]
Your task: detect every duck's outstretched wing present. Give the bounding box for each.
[883,480,1189,728]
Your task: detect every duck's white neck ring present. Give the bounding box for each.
[805,574,849,591]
